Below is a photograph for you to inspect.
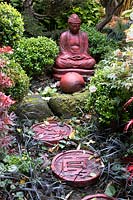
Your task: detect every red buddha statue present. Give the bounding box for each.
[53,14,96,80]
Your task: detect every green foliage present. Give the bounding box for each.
[0,2,24,46]
[121,8,133,18]
[31,0,87,33]
[39,86,57,97]
[13,36,59,77]
[105,183,116,197]
[81,25,119,62]
[1,55,30,101]
[3,153,43,174]
[10,0,23,12]
[23,10,47,37]
[86,47,133,126]
[30,0,102,33]
[55,0,102,29]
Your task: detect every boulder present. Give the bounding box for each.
[48,90,89,118]
[15,95,53,120]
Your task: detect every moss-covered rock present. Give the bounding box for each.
[15,89,89,120]
[15,95,53,120]
[48,90,89,118]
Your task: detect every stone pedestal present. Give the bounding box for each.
[53,67,94,81]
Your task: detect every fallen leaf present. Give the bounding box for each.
[76,143,81,150]
[64,190,73,200]
[48,144,59,153]
[69,130,75,139]
[89,172,96,177]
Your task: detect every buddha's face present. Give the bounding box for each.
[68,22,80,34]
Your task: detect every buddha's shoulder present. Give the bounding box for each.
[80,31,88,37]
[60,31,69,37]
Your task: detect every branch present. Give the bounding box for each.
[96,0,125,31]
[23,0,33,8]
[33,12,50,20]
[110,0,125,15]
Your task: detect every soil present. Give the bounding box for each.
[30,74,55,93]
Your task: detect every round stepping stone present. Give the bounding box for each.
[81,194,116,200]
[51,150,104,187]
[32,121,73,145]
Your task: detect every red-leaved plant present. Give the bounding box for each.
[123,97,133,183]
[0,46,16,149]
[123,97,133,132]
[0,46,13,54]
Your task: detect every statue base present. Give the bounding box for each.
[53,67,94,81]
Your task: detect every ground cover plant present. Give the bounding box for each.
[0,116,132,199]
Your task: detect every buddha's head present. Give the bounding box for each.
[68,14,81,34]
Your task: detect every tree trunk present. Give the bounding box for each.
[23,0,33,14]
[96,0,125,31]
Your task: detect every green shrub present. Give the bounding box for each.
[13,36,59,77]
[1,55,30,101]
[81,25,119,62]
[0,2,24,46]
[86,47,133,126]
[31,0,102,32]
[56,0,103,29]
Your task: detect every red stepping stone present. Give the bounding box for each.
[51,150,104,187]
[32,121,73,146]
[81,194,116,200]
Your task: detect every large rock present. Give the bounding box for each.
[48,90,89,118]
[15,95,53,120]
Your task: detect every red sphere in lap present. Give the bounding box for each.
[60,72,85,93]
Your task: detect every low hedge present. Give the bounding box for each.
[13,36,59,78]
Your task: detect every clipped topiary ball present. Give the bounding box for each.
[0,2,24,46]
[13,36,59,78]
[60,72,85,94]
